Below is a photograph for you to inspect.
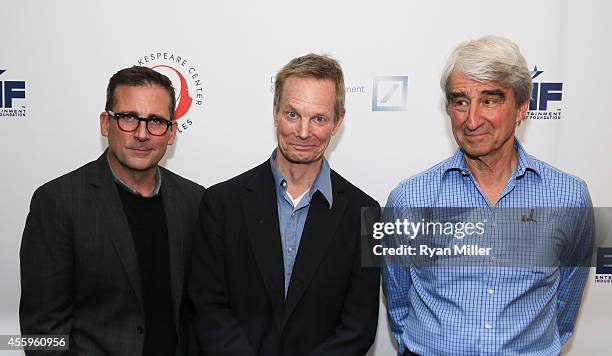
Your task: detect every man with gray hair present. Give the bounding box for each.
[383,36,593,355]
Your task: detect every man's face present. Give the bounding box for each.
[447,71,528,159]
[274,76,343,167]
[100,84,176,177]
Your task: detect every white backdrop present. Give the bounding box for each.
[1,0,611,354]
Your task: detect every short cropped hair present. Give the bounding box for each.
[274,53,345,120]
[440,35,532,111]
[105,66,176,120]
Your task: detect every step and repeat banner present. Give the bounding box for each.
[2,0,611,354]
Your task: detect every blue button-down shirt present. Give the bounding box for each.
[383,140,593,356]
[270,150,333,296]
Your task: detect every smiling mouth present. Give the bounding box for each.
[464,132,488,138]
[289,143,317,150]
[128,147,153,153]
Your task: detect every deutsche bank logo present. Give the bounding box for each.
[372,76,408,111]
[596,248,612,275]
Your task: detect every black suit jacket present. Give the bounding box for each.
[190,160,380,356]
[20,151,204,356]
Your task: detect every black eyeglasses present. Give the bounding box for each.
[106,110,173,136]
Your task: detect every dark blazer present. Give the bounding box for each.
[20,151,204,356]
[190,160,380,356]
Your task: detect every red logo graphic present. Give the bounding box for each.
[151,65,192,120]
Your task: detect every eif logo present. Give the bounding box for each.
[372,76,408,111]
[596,248,612,274]
[0,69,27,119]
[595,248,612,284]
[526,66,563,120]
[0,69,25,108]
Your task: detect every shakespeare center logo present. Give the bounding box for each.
[526,66,563,121]
[135,52,205,134]
[0,69,27,119]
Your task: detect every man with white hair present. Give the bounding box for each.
[383,36,593,355]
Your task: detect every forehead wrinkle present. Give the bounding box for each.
[450,86,507,100]
[113,87,172,119]
[284,97,332,119]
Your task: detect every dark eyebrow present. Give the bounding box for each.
[449,91,468,100]
[116,111,168,120]
[115,111,138,115]
[481,89,506,98]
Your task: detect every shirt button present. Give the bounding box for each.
[289,248,293,252]
[487,288,494,295]
[291,212,295,217]
[484,323,492,329]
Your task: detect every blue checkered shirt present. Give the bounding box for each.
[382,140,592,356]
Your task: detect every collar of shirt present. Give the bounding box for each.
[442,138,541,179]
[269,149,333,209]
[106,152,162,198]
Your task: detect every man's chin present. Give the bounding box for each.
[462,148,493,159]
[281,152,322,165]
[459,140,492,154]
[120,158,157,173]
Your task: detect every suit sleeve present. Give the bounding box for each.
[189,190,256,356]
[19,186,74,356]
[309,200,381,356]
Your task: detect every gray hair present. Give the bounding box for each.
[440,35,532,112]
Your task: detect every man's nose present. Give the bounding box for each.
[297,119,312,139]
[134,120,150,141]
[465,104,483,130]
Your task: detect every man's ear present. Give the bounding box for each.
[167,122,178,145]
[273,105,279,127]
[516,100,529,125]
[332,113,345,135]
[100,111,109,137]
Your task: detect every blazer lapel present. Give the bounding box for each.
[160,175,184,335]
[282,182,348,329]
[90,153,144,312]
[241,162,285,329]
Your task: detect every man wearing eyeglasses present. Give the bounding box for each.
[20,66,204,356]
